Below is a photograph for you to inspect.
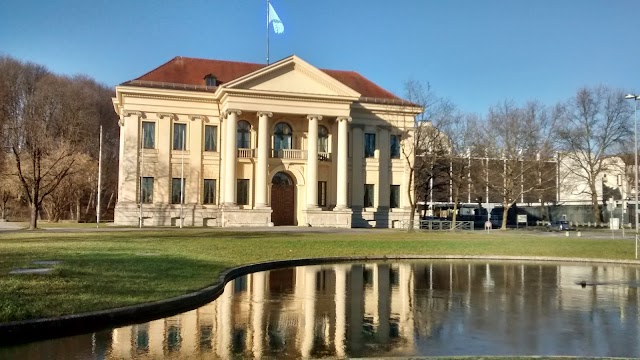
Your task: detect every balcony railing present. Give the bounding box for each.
[236,149,332,161]
[237,148,254,158]
[271,149,306,160]
[318,152,331,161]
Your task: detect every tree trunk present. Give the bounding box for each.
[29,203,38,230]
[451,188,459,230]
[590,184,602,225]
[76,198,81,223]
[501,203,510,230]
[407,204,416,232]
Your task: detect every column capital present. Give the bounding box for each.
[336,116,352,123]
[257,111,273,118]
[307,115,323,121]
[223,109,242,119]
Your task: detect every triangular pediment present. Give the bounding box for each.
[220,55,361,98]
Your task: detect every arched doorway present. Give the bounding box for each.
[271,171,295,226]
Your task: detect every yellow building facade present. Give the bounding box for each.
[112,55,420,227]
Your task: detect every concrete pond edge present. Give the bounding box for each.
[2,254,640,346]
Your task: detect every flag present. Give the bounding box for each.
[268,2,284,34]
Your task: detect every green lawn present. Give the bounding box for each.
[0,228,637,322]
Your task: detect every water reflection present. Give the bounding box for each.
[3,261,640,359]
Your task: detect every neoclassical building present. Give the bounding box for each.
[112,55,420,227]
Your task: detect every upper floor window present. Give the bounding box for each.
[204,74,217,87]
[274,122,292,151]
[142,121,155,149]
[237,121,251,149]
[173,123,186,150]
[318,125,329,153]
[390,134,401,159]
[204,125,217,152]
[364,133,376,158]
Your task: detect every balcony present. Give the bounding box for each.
[237,148,254,158]
[271,149,306,160]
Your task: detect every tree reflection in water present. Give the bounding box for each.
[2,261,640,359]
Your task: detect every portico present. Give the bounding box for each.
[112,55,421,227]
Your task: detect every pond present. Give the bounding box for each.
[2,260,640,359]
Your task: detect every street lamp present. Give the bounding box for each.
[625,94,640,232]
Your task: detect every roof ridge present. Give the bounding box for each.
[178,55,267,68]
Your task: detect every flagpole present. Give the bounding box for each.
[139,125,144,228]
[266,0,270,65]
[96,125,102,228]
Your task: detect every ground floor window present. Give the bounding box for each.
[390,185,400,208]
[203,179,216,204]
[171,178,185,204]
[141,177,154,203]
[237,179,249,205]
[364,184,374,208]
[318,181,327,207]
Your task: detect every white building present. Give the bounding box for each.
[112,55,421,227]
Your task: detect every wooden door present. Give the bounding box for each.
[271,172,295,226]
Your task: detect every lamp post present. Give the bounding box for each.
[625,94,640,232]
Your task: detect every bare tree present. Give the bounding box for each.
[440,113,479,227]
[1,58,88,229]
[402,80,455,230]
[555,86,632,224]
[477,100,557,229]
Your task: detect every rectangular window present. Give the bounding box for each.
[142,122,155,149]
[203,179,216,204]
[364,184,374,208]
[390,134,401,159]
[390,185,400,208]
[171,178,185,204]
[173,123,187,150]
[204,125,217,152]
[141,177,154,203]
[237,179,249,205]
[364,133,376,158]
[317,181,327,207]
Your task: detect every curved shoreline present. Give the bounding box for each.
[2,254,640,346]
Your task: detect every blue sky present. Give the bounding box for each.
[0,0,638,115]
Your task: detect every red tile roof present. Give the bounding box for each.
[125,56,404,103]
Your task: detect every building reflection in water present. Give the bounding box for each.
[3,261,640,359]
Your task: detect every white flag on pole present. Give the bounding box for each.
[268,2,284,34]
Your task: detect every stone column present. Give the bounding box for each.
[306,115,322,209]
[223,110,241,207]
[256,112,272,208]
[335,116,351,210]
